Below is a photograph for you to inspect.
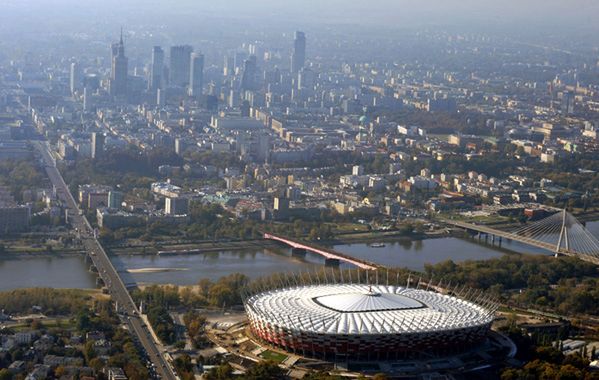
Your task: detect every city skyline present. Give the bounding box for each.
[1,1,599,379]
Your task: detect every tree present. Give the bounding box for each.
[84,340,96,363]
[0,369,13,380]
[173,354,195,380]
[244,360,285,380]
[301,372,343,380]
[205,363,233,380]
[371,375,390,380]
[54,366,66,378]
[557,364,582,380]
[89,357,104,372]
[208,284,235,308]
[562,352,588,369]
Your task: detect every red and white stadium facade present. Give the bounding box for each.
[244,281,497,361]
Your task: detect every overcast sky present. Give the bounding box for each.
[2,0,599,38]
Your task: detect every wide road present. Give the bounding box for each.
[33,141,177,380]
[441,218,599,265]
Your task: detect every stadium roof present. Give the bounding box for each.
[245,284,495,335]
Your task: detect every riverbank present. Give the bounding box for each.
[103,229,441,257]
[107,239,280,256]
[0,249,86,259]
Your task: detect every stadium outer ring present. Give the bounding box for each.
[243,282,497,361]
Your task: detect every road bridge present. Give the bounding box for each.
[34,141,178,380]
[442,210,599,265]
[263,233,378,270]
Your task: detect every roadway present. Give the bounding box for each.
[33,141,177,380]
[263,233,378,270]
[442,218,599,265]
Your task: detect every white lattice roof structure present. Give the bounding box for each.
[245,284,494,335]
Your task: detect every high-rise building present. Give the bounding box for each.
[561,91,575,115]
[175,138,185,155]
[256,133,271,163]
[169,45,193,87]
[240,55,257,92]
[189,53,204,98]
[291,31,306,74]
[91,132,105,159]
[83,87,89,112]
[149,46,164,91]
[298,67,315,90]
[157,88,165,106]
[70,62,81,95]
[110,30,128,97]
[352,165,364,176]
[224,56,235,76]
[165,197,189,216]
[108,191,123,209]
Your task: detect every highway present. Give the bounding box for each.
[33,141,178,380]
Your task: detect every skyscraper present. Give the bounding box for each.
[83,87,90,112]
[108,191,123,209]
[169,45,193,87]
[70,62,81,95]
[149,46,164,91]
[291,31,306,74]
[189,53,204,98]
[562,91,575,115]
[110,30,128,97]
[240,55,257,92]
[91,132,105,159]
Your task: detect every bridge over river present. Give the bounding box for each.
[263,233,378,270]
[441,210,599,265]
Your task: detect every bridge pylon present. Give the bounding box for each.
[555,209,569,257]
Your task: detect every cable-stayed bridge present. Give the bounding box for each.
[442,210,599,265]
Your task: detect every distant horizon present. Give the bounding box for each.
[2,0,599,34]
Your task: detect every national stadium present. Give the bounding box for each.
[242,274,499,361]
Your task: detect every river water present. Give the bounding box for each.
[1,221,598,291]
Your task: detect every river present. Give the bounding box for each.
[1,221,598,291]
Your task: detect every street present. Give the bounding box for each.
[34,141,178,380]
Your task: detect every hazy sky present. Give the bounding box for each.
[4,0,599,27]
[2,0,599,43]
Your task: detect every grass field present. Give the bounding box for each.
[260,350,288,363]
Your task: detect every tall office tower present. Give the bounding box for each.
[110,30,128,97]
[91,132,105,159]
[298,67,315,90]
[561,91,575,115]
[189,53,204,98]
[224,56,235,76]
[108,191,123,209]
[149,46,164,91]
[169,45,193,87]
[256,133,271,163]
[70,62,81,95]
[157,88,166,106]
[111,42,119,63]
[83,87,89,112]
[240,55,257,92]
[240,100,251,117]
[234,51,247,71]
[291,31,306,74]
